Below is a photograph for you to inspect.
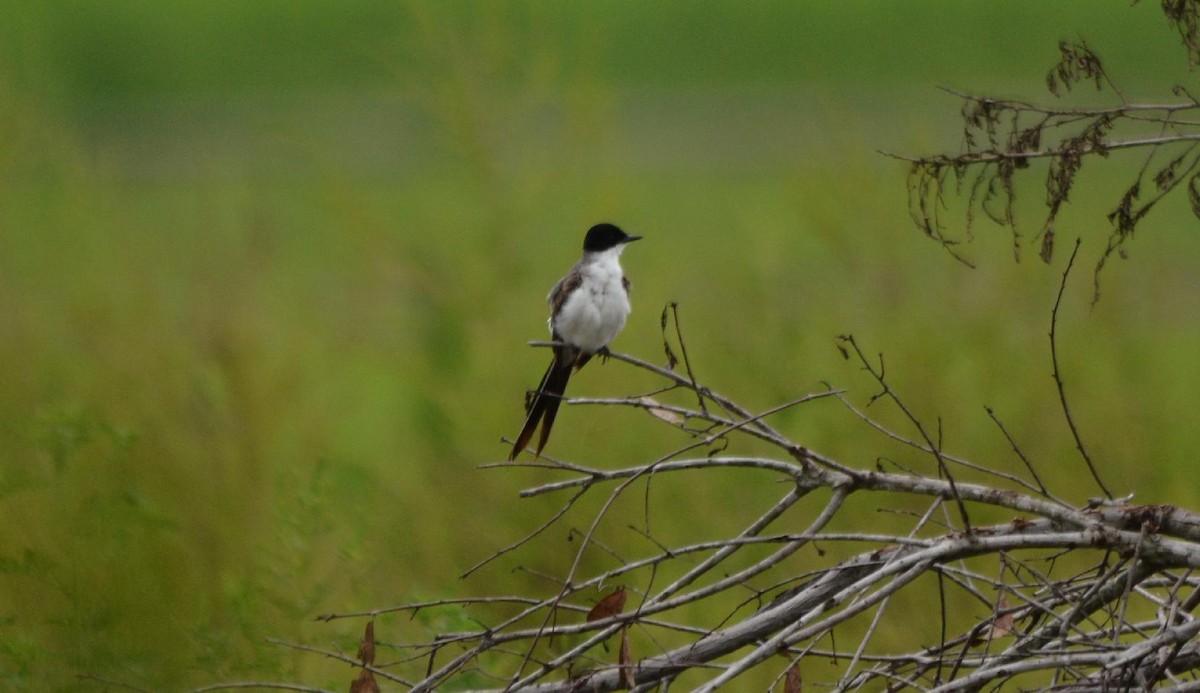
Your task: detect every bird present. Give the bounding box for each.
[509,223,642,460]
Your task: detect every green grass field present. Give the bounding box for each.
[2,2,1199,689]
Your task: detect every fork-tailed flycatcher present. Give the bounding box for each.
[509,223,642,460]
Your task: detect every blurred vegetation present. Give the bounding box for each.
[0,1,1198,689]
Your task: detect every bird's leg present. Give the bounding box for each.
[597,346,612,364]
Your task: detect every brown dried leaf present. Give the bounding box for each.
[1107,182,1141,237]
[785,662,802,693]
[989,595,1014,640]
[1154,152,1188,192]
[587,586,627,623]
[1161,0,1200,67]
[1048,41,1106,94]
[1012,124,1042,164]
[618,625,635,688]
[357,620,376,666]
[350,667,380,693]
[1039,221,1055,264]
[639,397,683,425]
[981,164,1015,227]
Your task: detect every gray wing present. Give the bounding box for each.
[547,267,583,335]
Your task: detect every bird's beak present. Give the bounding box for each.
[625,235,643,243]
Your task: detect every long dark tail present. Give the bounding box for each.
[510,348,575,460]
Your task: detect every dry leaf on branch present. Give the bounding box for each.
[638,397,683,425]
[350,668,380,693]
[619,625,635,688]
[587,586,628,623]
[989,595,1015,640]
[785,662,802,693]
[357,620,376,666]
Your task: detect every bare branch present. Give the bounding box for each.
[895,18,1200,290]
[1049,238,1112,499]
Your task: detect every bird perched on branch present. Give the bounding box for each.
[509,223,642,460]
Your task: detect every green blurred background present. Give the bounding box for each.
[2,1,1198,689]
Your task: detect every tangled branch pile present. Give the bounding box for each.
[311,316,1200,691]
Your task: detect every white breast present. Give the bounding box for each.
[550,249,631,355]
